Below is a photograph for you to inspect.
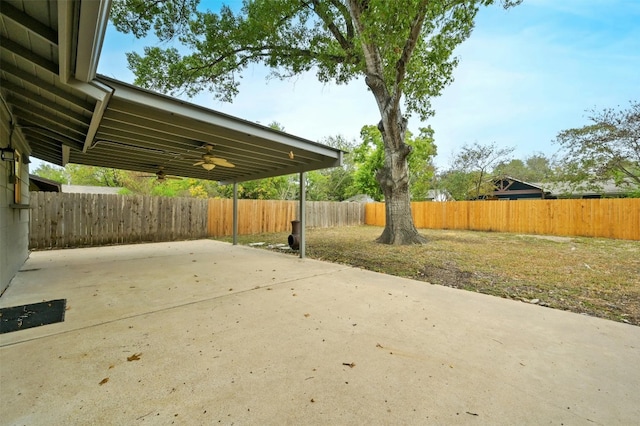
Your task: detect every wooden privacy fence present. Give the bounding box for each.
[30,192,208,249]
[29,192,366,249]
[206,199,365,237]
[365,199,640,240]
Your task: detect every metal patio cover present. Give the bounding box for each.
[0,0,343,183]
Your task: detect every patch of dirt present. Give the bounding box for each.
[518,234,574,243]
[419,262,475,289]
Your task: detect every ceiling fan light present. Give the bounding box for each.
[202,163,215,171]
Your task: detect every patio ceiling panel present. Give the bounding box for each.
[0,80,91,126]
[95,111,308,173]
[0,64,96,112]
[1,0,100,165]
[96,110,309,170]
[1,0,343,183]
[81,76,342,183]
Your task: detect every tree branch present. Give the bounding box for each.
[326,0,355,40]
[307,0,353,52]
[348,0,388,103]
[185,43,347,79]
[393,0,429,109]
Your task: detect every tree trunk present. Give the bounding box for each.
[375,118,427,245]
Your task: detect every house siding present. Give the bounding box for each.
[1,104,30,293]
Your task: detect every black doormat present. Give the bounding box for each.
[0,299,67,334]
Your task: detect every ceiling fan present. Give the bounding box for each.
[192,144,235,170]
[140,167,182,182]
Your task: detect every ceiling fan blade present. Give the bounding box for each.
[210,158,235,168]
[193,161,204,166]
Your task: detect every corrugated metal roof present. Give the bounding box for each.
[1,0,342,183]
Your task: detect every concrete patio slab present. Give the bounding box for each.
[1,240,639,425]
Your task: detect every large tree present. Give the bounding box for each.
[111,0,520,244]
[555,101,640,191]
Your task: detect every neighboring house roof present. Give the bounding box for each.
[29,174,61,192]
[490,177,548,199]
[1,0,343,184]
[61,185,122,195]
[490,176,635,199]
[536,180,635,198]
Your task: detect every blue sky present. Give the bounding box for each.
[95,0,640,169]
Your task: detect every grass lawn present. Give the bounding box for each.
[215,226,640,326]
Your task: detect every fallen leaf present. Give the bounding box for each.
[99,377,109,385]
[342,362,356,368]
[127,353,142,362]
[304,313,310,317]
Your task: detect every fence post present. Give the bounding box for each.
[299,172,306,259]
[233,182,238,245]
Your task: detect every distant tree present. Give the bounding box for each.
[235,176,298,200]
[306,135,357,201]
[65,164,129,187]
[555,101,640,192]
[120,172,206,197]
[493,159,526,179]
[349,125,437,201]
[350,126,386,201]
[187,179,225,199]
[117,171,157,195]
[32,163,66,183]
[494,153,554,182]
[446,141,514,199]
[407,127,438,201]
[111,0,521,244]
[436,169,475,201]
[524,153,555,182]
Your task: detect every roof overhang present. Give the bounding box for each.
[1,0,343,183]
[29,174,62,192]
